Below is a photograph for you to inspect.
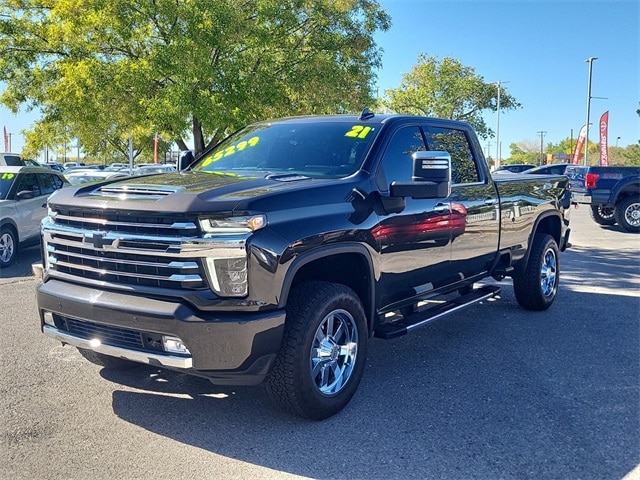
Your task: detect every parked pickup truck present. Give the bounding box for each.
[566,165,640,232]
[35,112,571,419]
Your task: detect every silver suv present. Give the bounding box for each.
[0,166,69,267]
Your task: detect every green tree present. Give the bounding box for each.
[384,54,520,139]
[0,0,390,159]
[506,142,538,165]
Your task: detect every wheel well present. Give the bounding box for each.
[0,221,18,240]
[615,183,640,203]
[533,214,561,247]
[289,252,373,329]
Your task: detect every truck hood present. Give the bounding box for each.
[48,170,330,214]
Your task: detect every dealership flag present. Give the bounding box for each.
[571,124,588,164]
[599,111,609,166]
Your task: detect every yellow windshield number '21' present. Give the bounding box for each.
[345,126,372,139]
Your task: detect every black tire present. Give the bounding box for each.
[589,204,616,225]
[513,233,559,311]
[614,196,640,233]
[77,348,138,369]
[0,226,18,268]
[266,281,368,420]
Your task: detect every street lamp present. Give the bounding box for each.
[616,136,621,148]
[584,57,598,165]
[493,80,509,167]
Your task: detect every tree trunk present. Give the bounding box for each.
[193,116,205,157]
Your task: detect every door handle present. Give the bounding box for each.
[433,203,449,214]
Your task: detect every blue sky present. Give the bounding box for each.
[1,0,638,159]
[373,0,639,158]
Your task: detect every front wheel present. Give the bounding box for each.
[513,233,559,311]
[614,196,640,233]
[266,281,368,420]
[589,204,616,226]
[0,226,18,268]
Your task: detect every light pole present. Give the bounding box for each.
[493,80,509,167]
[584,57,598,165]
[616,136,620,148]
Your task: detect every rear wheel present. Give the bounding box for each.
[589,204,616,225]
[266,281,368,420]
[614,196,640,233]
[0,226,18,268]
[77,348,138,369]
[513,233,559,311]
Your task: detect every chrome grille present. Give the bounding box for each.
[44,208,207,290]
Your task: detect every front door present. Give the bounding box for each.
[372,125,453,310]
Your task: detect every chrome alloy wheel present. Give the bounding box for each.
[540,246,558,297]
[623,201,640,227]
[310,309,359,396]
[0,231,15,264]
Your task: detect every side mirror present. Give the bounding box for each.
[178,150,196,171]
[390,151,452,199]
[16,190,35,200]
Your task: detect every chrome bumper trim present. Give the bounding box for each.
[43,325,193,369]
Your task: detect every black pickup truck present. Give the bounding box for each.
[36,112,571,419]
[566,165,640,232]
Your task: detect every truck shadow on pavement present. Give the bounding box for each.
[102,244,639,480]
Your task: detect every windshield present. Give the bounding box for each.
[193,121,380,178]
[0,172,17,200]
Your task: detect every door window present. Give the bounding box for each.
[377,126,426,189]
[424,127,479,184]
[14,173,41,197]
[39,173,64,194]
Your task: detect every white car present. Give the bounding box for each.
[64,169,130,186]
[0,166,69,267]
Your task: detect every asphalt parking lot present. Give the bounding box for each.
[1,205,638,480]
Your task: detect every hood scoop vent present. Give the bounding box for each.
[95,184,186,199]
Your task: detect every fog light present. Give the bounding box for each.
[43,311,55,327]
[162,336,191,355]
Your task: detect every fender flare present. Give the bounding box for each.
[608,176,640,205]
[519,210,563,270]
[278,243,376,334]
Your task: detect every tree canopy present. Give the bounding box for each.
[0,0,390,159]
[384,54,520,140]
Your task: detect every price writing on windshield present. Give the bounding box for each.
[345,125,372,139]
[1,173,15,180]
[201,136,260,167]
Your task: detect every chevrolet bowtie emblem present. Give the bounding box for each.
[83,233,113,249]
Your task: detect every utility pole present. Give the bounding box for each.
[537,131,547,166]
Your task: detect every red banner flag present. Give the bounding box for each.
[571,124,588,164]
[599,111,609,166]
[3,126,8,152]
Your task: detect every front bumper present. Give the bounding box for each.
[37,278,285,385]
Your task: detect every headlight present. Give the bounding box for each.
[199,215,266,297]
[199,215,266,235]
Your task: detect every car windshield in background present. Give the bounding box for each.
[0,172,16,199]
[193,121,380,178]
